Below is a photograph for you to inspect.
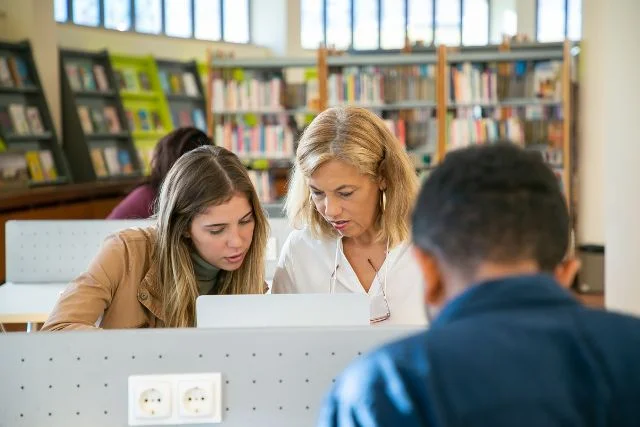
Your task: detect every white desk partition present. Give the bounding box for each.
[1,220,153,328]
[0,326,420,426]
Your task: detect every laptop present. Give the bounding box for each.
[196,294,370,328]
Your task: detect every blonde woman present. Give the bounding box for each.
[42,145,269,330]
[272,107,426,325]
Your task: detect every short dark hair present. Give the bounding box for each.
[412,143,569,276]
[150,127,212,191]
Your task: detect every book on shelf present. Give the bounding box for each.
[8,104,30,135]
[158,70,171,93]
[121,69,139,91]
[90,147,108,177]
[169,73,184,94]
[178,110,193,127]
[182,72,199,96]
[8,57,32,87]
[192,109,206,131]
[38,150,57,180]
[214,117,295,159]
[114,70,127,90]
[103,146,121,175]
[118,149,134,174]
[0,57,13,87]
[77,106,94,133]
[25,150,45,182]
[150,111,164,131]
[124,109,136,130]
[248,170,274,203]
[138,71,152,91]
[103,106,122,132]
[0,153,29,186]
[93,64,110,92]
[0,108,13,134]
[0,137,5,152]
[137,109,151,131]
[65,64,83,91]
[25,106,45,134]
[91,108,108,133]
[78,65,96,91]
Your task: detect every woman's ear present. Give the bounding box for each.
[378,177,387,191]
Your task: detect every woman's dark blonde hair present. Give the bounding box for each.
[285,106,418,247]
[154,145,268,327]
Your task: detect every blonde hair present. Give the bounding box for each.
[285,106,418,247]
[154,145,268,327]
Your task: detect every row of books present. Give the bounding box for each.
[0,149,57,186]
[382,113,438,151]
[214,120,295,159]
[0,55,32,88]
[77,105,121,134]
[0,104,46,135]
[448,61,562,103]
[115,68,154,92]
[89,146,134,178]
[172,108,207,132]
[248,170,274,203]
[211,73,284,112]
[159,70,200,97]
[65,63,110,92]
[124,108,164,132]
[328,65,437,106]
[447,117,564,152]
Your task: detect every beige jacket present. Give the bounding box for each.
[42,227,166,330]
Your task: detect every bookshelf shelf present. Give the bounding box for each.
[1,39,72,188]
[448,99,562,108]
[213,108,318,116]
[132,130,166,140]
[0,85,39,94]
[330,101,437,111]
[5,132,53,141]
[74,89,118,98]
[327,53,437,67]
[212,57,316,69]
[166,93,204,102]
[87,131,131,140]
[447,49,565,63]
[60,48,142,182]
[119,90,159,100]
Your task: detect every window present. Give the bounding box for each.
[537,0,582,42]
[223,0,250,43]
[104,0,131,31]
[489,0,517,44]
[435,0,461,45]
[407,0,434,47]
[462,0,489,46]
[301,0,325,49]
[54,0,68,22]
[326,0,352,50]
[381,0,405,49]
[194,0,222,41]
[53,0,251,43]
[353,0,378,50]
[165,0,193,38]
[135,0,162,34]
[73,0,100,27]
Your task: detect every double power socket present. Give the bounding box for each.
[128,372,222,425]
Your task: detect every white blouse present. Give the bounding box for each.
[272,228,427,326]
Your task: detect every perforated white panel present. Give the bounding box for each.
[5,220,153,283]
[0,326,420,426]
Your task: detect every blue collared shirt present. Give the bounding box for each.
[318,274,640,427]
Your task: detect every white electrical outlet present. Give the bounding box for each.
[128,375,172,425]
[128,373,222,426]
[177,373,222,422]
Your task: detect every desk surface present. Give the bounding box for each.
[0,282,66,323]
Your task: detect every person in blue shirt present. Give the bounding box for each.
[318,143,640,427]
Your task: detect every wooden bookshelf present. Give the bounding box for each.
[0,40,72,189]
[206,53,319,203]
[60,48,143,182]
